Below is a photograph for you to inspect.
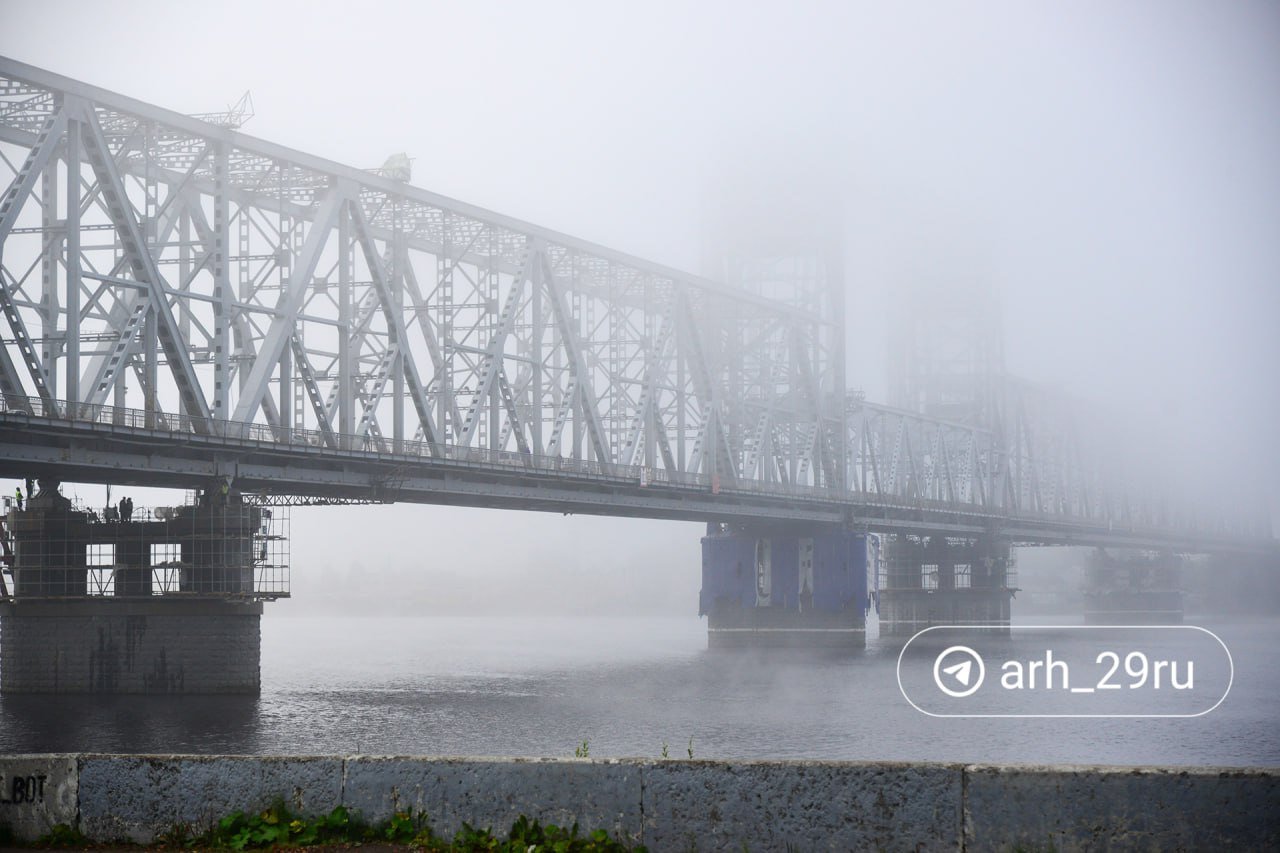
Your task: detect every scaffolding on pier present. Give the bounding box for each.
[0,492,288,601]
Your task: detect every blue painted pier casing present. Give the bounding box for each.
[699,528,877,648]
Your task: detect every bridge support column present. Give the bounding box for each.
[0,481,268,694]
[0,598,261,693]
[698,523,875,649]
[878,535,1015,637]
[1083,549,1183,624]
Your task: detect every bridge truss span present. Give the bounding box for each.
[0,57,1273,556]
[0,58,845,492]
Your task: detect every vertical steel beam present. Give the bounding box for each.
[401,259,459,433]
[290,333,337,447]
[143,305,157,427]
[531,250,544,453]
[176,201,190,419]
[212,143,230,421]
[487,241,500,450]
[436,212,453,441]
[231,188,340,423]
[0,108,65,408]
[348,201,438,447]
[392,228,406,452]
[570,285,584,460]
[278,342,292,437]
[337,203,353,444]
[63,116,81,405]
[827,251,847,491]
[78,172,192,409]
[676,293,686,470]
[77,100,212,430]
[40,141,59,398]
[457,238,529,448]
[541,250,609,464]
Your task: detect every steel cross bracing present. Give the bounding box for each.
[0,57,1273,555]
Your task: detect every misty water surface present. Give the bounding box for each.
[2,614,1276,766]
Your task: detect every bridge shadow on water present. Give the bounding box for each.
[0,693,261,754]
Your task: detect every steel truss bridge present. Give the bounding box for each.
[0,57,1272,555]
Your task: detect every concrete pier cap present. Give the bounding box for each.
[0,755,1275,849]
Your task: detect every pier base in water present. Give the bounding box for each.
[877,535,1015,637]
[0,480,276,694]
[699,524,874,649]
[1084,548,1183,624]
[704,605,867,649]
[0,598,261,694]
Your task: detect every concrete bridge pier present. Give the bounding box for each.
[1083,548,1184,624]
[698,523,876,648]
[0,480,268,694]
[877,534,1015,638]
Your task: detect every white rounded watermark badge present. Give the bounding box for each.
[896,625,1233,718]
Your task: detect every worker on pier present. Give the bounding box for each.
[14,485,23,511]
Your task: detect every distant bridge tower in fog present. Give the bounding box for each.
[699,171,847,488]
[880,282,1016,635]
[888,281,1004,429]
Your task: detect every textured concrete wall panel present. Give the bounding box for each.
[76,755,342,843]
[964,764,1280,851]
[642,759,963,852]
[344,757,643,845]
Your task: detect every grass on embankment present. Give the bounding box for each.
[4,801,646,851]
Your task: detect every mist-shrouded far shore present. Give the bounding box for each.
[279,504,703,618]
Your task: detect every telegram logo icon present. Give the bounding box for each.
[932,645,986,698]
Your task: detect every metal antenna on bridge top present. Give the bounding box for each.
[188,91,254,129]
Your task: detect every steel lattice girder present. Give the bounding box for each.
[0,56,1271,550]
[0,57,838,487]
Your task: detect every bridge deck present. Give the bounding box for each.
[1,403,1269,555]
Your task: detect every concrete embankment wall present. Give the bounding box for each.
[0,755,1274,850]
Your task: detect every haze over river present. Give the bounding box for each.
[2,614,1277,766]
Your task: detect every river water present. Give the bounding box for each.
[1,614,1277,766]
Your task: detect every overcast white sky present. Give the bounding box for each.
[3,1,1276,611]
